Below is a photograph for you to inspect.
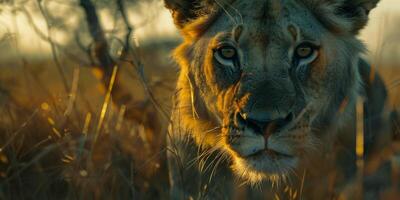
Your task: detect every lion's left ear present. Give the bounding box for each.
[304,0,380,34]
[335,0,380,34]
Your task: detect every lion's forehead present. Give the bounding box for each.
[232,0,300,18]
[210,0,326,37]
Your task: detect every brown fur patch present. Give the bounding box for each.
[250,30,269,50]
[270,0,282,19]
[233,25,244,42]
[310,48,328,87]
[287,24,298,42]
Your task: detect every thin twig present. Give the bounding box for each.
[37,0,70,93]
[0,109,39,152]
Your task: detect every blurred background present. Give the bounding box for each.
[0,0,399,199]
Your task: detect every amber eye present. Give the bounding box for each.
[294,42,318,59]
[217,46,237,60]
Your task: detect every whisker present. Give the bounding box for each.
[208,151,229,184]
[225,3,244,25]
[214,0,238,25]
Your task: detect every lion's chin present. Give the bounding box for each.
[231,151,299,184]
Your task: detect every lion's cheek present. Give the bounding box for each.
[308,49,328,91]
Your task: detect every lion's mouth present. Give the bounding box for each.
[225,111,304,159]
[247,148,294,160]
[231,140,299,182]
[226,110,311,181]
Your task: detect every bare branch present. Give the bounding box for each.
[116,0,133,59]
[79,0,115,80]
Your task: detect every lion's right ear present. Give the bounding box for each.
[164,0,214,29]
[164,0,205,29]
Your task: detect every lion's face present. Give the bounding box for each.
[166,0,379,183]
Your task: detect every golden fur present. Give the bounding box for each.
[165,0,390,199]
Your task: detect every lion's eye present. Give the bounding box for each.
[294,42,318,60]
[296,46,312,58]
[214,45,239,69]
[216,46,237,60]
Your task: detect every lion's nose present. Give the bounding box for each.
[235,111,294,135]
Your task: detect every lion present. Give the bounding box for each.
[164,0,392,199]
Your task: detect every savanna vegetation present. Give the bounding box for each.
[0,0,399,199]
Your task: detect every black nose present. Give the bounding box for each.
[235,111,294,134]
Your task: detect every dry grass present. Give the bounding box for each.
[0,25,399,200]
[0,40,177,199]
